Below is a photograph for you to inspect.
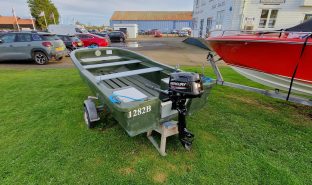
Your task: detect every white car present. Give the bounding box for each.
[178,31,189,37]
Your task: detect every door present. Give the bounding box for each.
[0,33,16,61]
[78,34,93,46]
[14,33,33,59]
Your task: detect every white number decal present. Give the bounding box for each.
[128,105,152,118]
[146,105,152,113]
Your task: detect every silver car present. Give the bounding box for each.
[0,32,66,65]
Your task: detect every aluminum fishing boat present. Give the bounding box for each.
[70,47,214,153]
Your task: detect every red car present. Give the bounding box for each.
[154,30,162,37]
[75,33,109,47]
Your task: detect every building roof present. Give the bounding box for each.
[111,11,193,21]
[0,16,33,25]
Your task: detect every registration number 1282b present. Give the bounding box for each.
[128,105,152,118]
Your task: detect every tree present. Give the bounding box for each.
[28,0,60,30]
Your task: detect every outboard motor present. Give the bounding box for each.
[168,72,204,149]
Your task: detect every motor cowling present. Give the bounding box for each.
[169,72,204,98]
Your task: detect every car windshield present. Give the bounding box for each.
[40,34,60,41]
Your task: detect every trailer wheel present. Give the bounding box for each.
[84,106,94,128]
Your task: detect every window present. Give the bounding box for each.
[109,32,121,36]
[304,14,312,21]
[268,10,278,28]
[62,36,71,42]
[40,35,60,41]
[70,36,80,42]
[77,34,92,39]
[85,35,94,39]
[75,28,83,33]
[199,19,204,37]
[259,9,269,28]
[259,9,278,28]
[206,18,213,33]
[32,34,42,41]
[1,34,16,43]
[16,34,32,42]
[216,10,225,30]
[195,0,200,7]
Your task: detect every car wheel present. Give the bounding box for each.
[33,51,48,65]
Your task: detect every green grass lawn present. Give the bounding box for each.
[0,67,311,184]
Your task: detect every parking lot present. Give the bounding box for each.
[0,37,213,69]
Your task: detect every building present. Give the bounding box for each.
[110,11,193,32]
[192,0,312,37]
[0,16,34,30]
[113,24,138,38]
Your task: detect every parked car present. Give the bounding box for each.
[181,27,192,35]
[108,31,126,42]
[171,30,179,34]
[0,32,66,65]
[178,31,189,37]
[57,35,84,55]
[93,32,111,45]
[154,30,163,37]
[75,33,110,47]
[138,30,145,35]
[0,31,8,37]
[48,24,88,35]
[146,29,159,35]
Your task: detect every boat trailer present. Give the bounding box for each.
[207,51,312,106]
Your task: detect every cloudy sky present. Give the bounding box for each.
[0,0,194,25]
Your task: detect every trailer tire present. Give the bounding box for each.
[84,106,94,128]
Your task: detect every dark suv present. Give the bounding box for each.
[57,35,84,55]
[0,32,66,65]
[108,31,126,42]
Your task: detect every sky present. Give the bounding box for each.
[0,0,194,26]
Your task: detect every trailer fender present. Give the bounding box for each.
[83,99,100,123]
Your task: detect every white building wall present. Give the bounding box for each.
[243,0,312,31]
[192,0,243,37]
[193,0,312,38]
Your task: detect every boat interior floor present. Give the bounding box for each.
[92,66,162,98]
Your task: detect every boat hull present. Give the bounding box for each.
[71,47,214,137]
[206,35,312,95]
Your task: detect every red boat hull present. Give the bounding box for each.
[206,35,312,84]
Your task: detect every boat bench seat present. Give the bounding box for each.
[96,67,163,81]
[81,56,122,63]
[84,60,142,69]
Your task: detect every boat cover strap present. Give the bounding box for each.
[96,67,163,81]
[84,60,142,69]
[81,56,122,63]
